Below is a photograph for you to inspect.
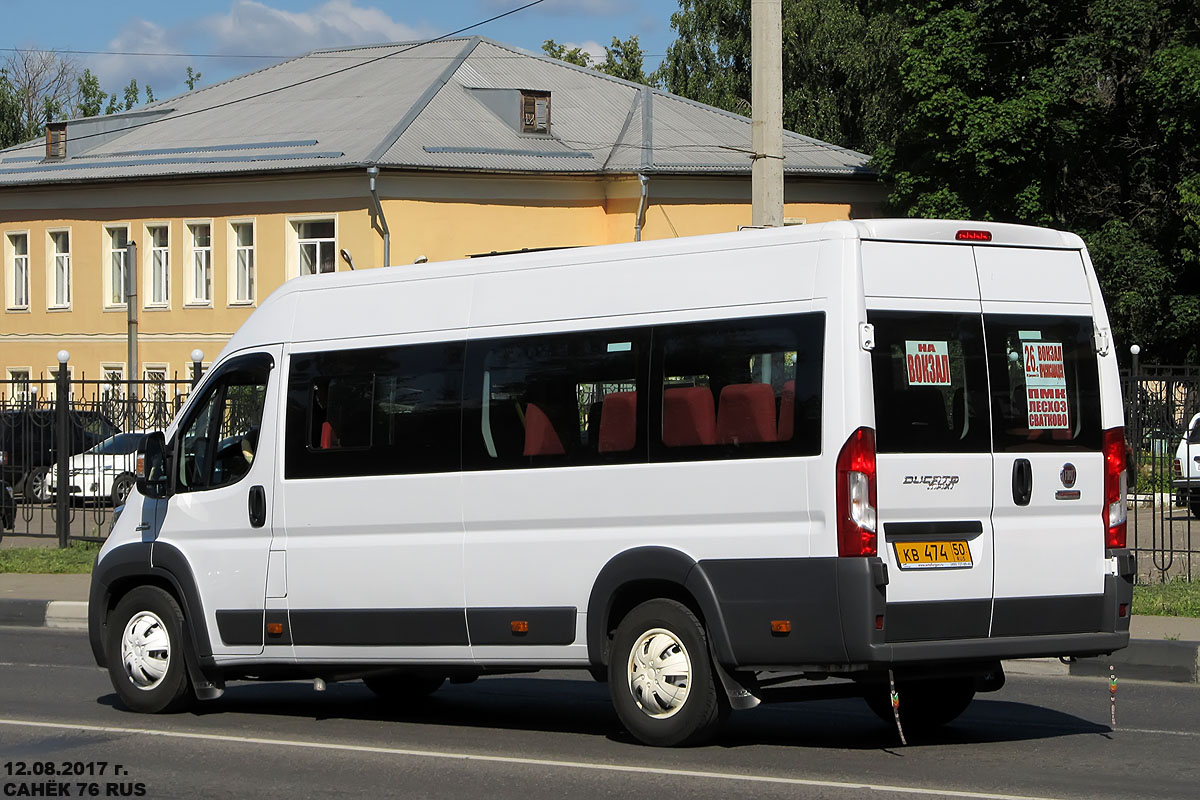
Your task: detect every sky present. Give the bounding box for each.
[2,0,682,105]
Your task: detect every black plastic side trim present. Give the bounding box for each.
[886,599,992,642]
[992,594,1105,636]
[149,542,214,660]
[467,607,576,645]
[884,520,984,537]
[216,610,263,646]
[289,609,468,646]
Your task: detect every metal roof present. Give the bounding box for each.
[0,37,872,187]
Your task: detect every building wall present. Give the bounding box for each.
[0,169,881,390]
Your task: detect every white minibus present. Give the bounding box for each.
[89,219,1133,746]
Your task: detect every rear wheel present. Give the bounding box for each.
[1189,501,1200,519]
[24,467,51,503]
[363,672,445,702]
[864,677,975,732]
[105,586,193,713]
[608,599,728,747]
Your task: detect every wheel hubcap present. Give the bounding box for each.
[120,611,170,690]
[627,628,692,719]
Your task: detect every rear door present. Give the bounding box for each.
[864,242,996,642]
[975,246,1107,634]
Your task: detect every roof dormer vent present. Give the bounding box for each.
[46,122,67,159]
[521,90,550,135]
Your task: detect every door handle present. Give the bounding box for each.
[1012,459,1032,506]
[248,485,267,528]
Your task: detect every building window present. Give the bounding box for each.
[50,230,70,308]
[231,222,255,304]
[188,223,211,305]
[521,91,551,134]
[5,368,31,405]
[107,227,130,307]
[7,232,29,309]
[143,365,170,428]
[297,220,335,276]
[147,225,169,307]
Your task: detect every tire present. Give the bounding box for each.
[105,586,194,714]
[608,599,728,747]
[1189,501,1200,520]
[24,467,51,503]
[362,672,445,702]
[864,677,975,732]
[111,473,136,507]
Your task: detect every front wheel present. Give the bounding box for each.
[864,677,975,732]
[105,586,193,713]
[24,467,51,503]
[111,473,136,507]
[608,599,728,747]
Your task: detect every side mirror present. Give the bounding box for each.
[136,432,171,500]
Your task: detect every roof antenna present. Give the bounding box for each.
[339,248,355,270]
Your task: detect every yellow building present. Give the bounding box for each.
[0,37,882,389]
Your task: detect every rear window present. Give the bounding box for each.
[984,315,1101,451]
[868,311,991,453]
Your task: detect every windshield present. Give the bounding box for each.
[87,433,145,456]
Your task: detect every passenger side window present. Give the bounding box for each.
[653,314,823,460]
[868,311,990,454]
[285,342,464,479]
[463,328,649,470]
[177,356,271,492]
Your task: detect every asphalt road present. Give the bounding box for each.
[0,627,1197,800]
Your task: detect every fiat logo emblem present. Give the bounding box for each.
[1060,463,1077,488]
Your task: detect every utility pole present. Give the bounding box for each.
[751,0,784,227]
[125,240,138,431]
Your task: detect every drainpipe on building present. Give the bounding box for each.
[634,173,649,242]
[367,166,391,266]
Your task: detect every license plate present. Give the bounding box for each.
[893,540,973,570]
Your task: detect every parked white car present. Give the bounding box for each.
[50,431,150,506]
[1172,413,1200,516]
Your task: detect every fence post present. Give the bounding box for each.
[55,350,70,549]
[191,349,204,389]
[1130,345,1140,455]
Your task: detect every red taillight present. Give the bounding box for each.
[955,229,992,242]
[836,427,878,556]
[1103,427,1127,549]
[1174,458,1182,477]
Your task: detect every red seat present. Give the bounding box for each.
[597,392,637,453]
[777,380,795,442]
[320,421,338,449]
[523,403,565,456]
[663,387,716,447]
[716,383,777,445]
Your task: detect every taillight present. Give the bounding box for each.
[1174,458,1182,477]
[1103,427,1127,549]
[836,427,878,556]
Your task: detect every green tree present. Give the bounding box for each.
[185,66,202,91]
[658,0,902,151]
[77,68,106,117]
[875,0,1200,361]
[597,36,649,84]
[0,70,32,148]
[542,39,593,67]
[123,79,139,111]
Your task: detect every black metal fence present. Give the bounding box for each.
[1123,364,1200,583]
[1,371,196,544]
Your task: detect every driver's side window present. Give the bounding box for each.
[177,356,270,493]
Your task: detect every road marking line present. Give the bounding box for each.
[0,661,98,671]
[0,717,1061,800]
[1121,727,1200,737]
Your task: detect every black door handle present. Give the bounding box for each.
[248,485,266,528]
[1012,459,1032,506]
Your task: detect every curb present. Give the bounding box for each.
[2,597,1198,683]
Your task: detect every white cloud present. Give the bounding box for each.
[561,39,606,63]
[84,2,435,103]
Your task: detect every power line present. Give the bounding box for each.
[0,46,669,60]
[3,0,549,155]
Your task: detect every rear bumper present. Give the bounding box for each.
[697,551,1134,671]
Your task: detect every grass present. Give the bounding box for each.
[1132,578,1200,618]
[0,541,99,574]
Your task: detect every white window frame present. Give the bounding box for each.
[104,225,131,309]
[5,230,30,311]
[286,215,338,280]
[144,223,171,309]
[143,362,170,421]
[5,367,32,405]
[47,228,71,310]
[228,219,256,306]
[185,220,213,307]
[45,364,75,402]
